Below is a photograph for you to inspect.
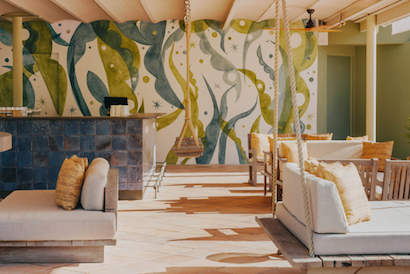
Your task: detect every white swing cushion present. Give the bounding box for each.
[282,162,349,233]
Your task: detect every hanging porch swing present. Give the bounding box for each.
[172,0,204,158]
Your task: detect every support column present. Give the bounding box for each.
[12,16,23,107]
[366,15,377,141]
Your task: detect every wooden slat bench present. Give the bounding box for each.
[256,217,410,274]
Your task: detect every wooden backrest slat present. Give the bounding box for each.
[405,167,410,200]
[388,167,395,200]
[360,165,365,187]
[394,167,401,199]
[399,167,407,199]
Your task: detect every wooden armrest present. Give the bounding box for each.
[278,157,288,163]
[105,169,118,227]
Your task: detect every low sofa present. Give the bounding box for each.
[0,168,118,263]
[277,162,410,256]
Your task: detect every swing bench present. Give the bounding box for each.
[172,0,204,159]
[257,162,410,274]
[259,0,410,273]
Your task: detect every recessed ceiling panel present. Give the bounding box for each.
[0,0,27,16]
[51,0,113,23]
[140,0,184,23]
[5,0,76,22]
[96,0,151,23]
[190,0,234,22]
[230,0,275,21]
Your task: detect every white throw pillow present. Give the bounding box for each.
[81,158,110,211]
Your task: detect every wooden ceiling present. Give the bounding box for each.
[1,0,410,30]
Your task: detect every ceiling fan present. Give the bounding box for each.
[295,9,343,32]
[264,9,342,32]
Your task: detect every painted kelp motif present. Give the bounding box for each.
[0,19,318,164]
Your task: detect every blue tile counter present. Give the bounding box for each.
[0,114,164,200]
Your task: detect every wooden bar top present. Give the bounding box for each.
[0,113,166,120]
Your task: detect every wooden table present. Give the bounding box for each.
[0,132,11,152]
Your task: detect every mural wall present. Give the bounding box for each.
[0,19,318,165]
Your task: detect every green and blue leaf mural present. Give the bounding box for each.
[0,19,318,164]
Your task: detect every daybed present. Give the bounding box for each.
[257,162,410,273]
[262,140,378,198]
[0,168,118,263]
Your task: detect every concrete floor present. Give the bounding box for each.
[0,170,302,274]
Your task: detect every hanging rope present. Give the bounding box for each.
[280,0,315,257]
[172,0,204,158]
[271,0,280,218]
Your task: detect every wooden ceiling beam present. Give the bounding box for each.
[359,0,410,31]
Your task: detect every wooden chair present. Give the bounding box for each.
[381,159,410,200]
[247,134,263,186]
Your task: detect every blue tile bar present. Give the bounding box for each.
[0,114,163,200]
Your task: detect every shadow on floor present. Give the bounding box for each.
[206,252,282,264]
[119,195,272,215]
[169,227,271,242]
[151,266,304,274]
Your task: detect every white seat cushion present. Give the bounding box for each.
[283,163,349,233]
[277,198,410,255]
[0,190,116,241]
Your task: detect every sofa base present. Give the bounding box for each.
[256,217,410,274]
[0,246,104,263]
[0,239,116,263]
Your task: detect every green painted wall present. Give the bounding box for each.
[323,22,410,159]
[317,45,355,134]
[354,43,410,159]
[327,55,351,139]
[354,46,366,137]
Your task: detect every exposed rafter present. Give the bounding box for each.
[0,0,406,29]
[324,0,410,28]
[360,0,410,30]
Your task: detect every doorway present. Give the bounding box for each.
[326,55,351,140]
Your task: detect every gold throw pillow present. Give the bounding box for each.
[347,135,368,141]
[361,141,394,172]
[251,133,271,160]
[304,157,320,175]
[282,142,308,165]
[306,133,333,140]
[55,155,86,210]
[317,161,343,179]
[320,162,371,226]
